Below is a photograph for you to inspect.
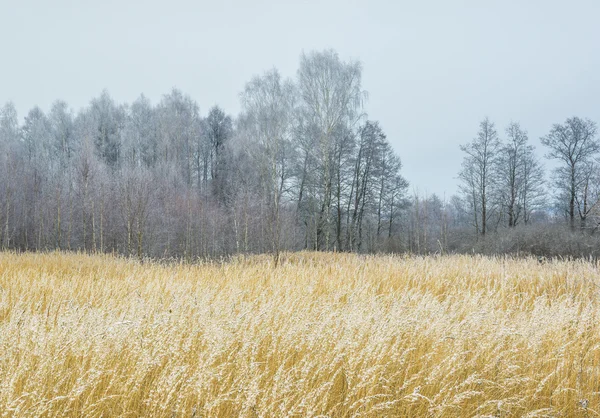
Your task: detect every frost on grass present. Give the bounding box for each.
[0,252,599,416]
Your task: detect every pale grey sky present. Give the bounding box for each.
[2,0,599,197]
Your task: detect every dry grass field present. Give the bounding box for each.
[1,252,600,417]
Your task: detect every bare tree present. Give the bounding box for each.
[156,89,200,187]
[347,121,384,251]
[241,68,296,264]
[297,49,365,250]
[21,107,52,249]
[520,144,545,225]
[374,141,407,240]
[496,122,545,227]
[88,90,126,167]
[204,105,233,202]
[49,100,75,166]
[541,117,599,230]
[458,118,500,236]
[123,94,157,168]
[118,167,154,258]
[0,103,22,249]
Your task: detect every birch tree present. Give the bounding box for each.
[297,49,365,250]
[0,103,21,249]
[241,68,296,263]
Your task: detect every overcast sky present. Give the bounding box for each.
[1,0,599,197]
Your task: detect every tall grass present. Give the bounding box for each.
[1,251,599,417]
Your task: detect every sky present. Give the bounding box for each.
[1,0,599,197]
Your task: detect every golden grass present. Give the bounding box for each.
[1,251,600,417]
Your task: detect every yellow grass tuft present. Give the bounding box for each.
[1,251,599,417]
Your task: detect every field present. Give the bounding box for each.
[1,252,599,417]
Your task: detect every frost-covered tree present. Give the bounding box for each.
[297,49,365,250]
[240,69,297,261]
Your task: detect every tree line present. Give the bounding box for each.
[2,49,599,260]
[0,50,409,259]
[407,116,600,258]
[457,116,600,235]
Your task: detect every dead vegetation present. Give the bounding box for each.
[0,251,599,417]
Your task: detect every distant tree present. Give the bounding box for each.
[374,141,408,240]
[0,103,21,249]
[117,167,154,258]
[22,107,52,248]
[204,105,233,202]
[46,101,75,250]
[156,89,200,186]
[520,143,545,225]
[384,173,409,240]
[123,94,157,168]
[347,121,384,251]
[447,194,470,228]
[574,161,600,230]
[205,106,232,180]
[73,141,100,251]
[22,107,51,163]
[407,193,450,254]
[88,90,126,167]
[331,124,356,251]
[496,122,545,227]
[48,100,75,166]
[458,118,500,236]
[0,102,20,149]
[240,68,296,263]
[297,49,365,250]
[0,50,416,258]
[541,117,599,230]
